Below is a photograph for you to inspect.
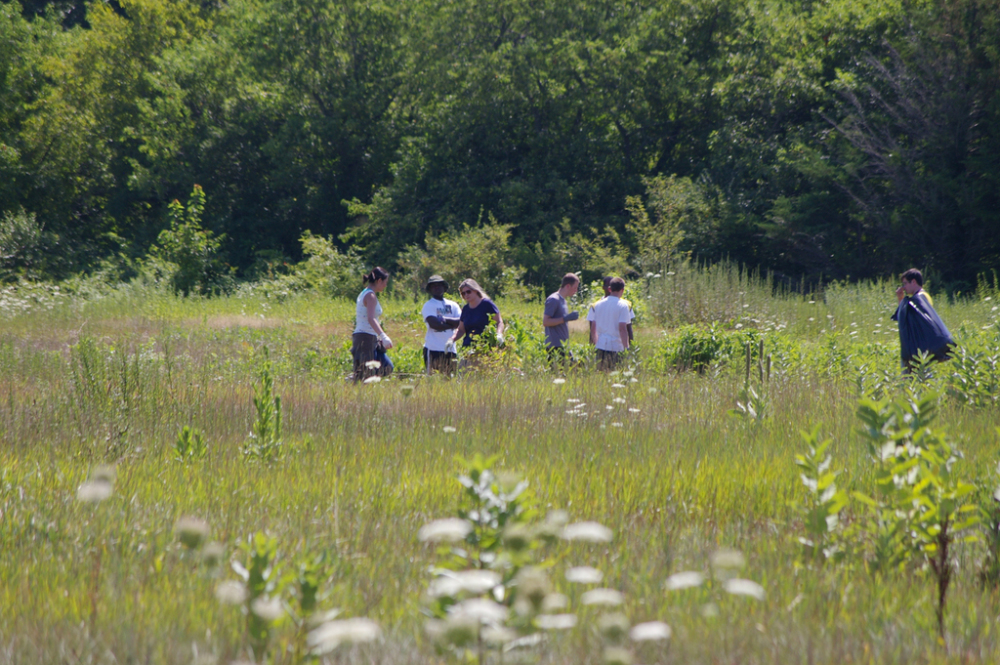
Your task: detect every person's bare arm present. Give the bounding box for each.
[450,322,466,343]
[619,322,629,350]
[426,316,459,331]
[364,293,390,348]
[589,320,596,345]
[494,312,504,337]
[627,322,634,342]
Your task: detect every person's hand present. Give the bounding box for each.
[445,340,457,355]
[496,333,505,347]
[564,311,579,322]
[895,286,905,303]
[379,333,393,350]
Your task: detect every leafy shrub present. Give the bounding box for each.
[653,324,753,373]
[148,185,232,296]
[625,174,716,272]
[0,208,53,282]
[541,219,632,287]
[173,425,207,462]
[397,214,532,300]
[854,391,979,636]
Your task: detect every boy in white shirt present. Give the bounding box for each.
[421,275,461,373]
[586,276,632,369]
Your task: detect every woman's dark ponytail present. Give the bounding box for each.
[364,266,389,285]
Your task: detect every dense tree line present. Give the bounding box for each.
[1,0,998,291]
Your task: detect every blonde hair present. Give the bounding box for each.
[458,278,488,300]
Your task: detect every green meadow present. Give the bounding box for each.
[3,268,1000,664]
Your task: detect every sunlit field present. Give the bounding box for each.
[3,267,1000,664]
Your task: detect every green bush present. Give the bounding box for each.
[0,208,52,282]
[148,185,232,296]
[653,324,754,373]
[396,214,532,301]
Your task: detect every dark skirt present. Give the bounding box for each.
[352,333,392,381]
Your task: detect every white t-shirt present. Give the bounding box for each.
[586,295,632,352]
[421,297,462,352]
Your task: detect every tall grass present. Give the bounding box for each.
[2,273,1000,663]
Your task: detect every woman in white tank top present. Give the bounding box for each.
[351,267,393,381]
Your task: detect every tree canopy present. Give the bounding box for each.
[2,0,998,290]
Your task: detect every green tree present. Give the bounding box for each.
[150,184,229,295]
[17,0,207,268]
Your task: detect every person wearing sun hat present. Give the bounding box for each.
[421,274,461,373]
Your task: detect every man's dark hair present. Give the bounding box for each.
[901,268,923,286]
[561,273,580,287]
[609,277,625,293]
[602,276,613,288]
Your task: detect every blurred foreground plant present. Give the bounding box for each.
[793,426,848,564]
[417,453,669,664]
[855,391,979,637]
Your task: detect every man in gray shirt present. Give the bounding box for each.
[543,273,581,360]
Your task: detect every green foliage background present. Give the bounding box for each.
[1,0,999,290]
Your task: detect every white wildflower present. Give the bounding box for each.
[76,480,113,503]
[537,614,577,630]
[174,516,210,549]
[419,518,472,543]
[665,571,704,590]
[723,578,765,600]
[215,580,248,605]
[251,596,284,622]
[561,521,613,543]
[450,598,508,624]
[630,621,672,641]
[565,566,603,584]
[308,618,381,654]
[581,588,624,606]
[710,549,746,571]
